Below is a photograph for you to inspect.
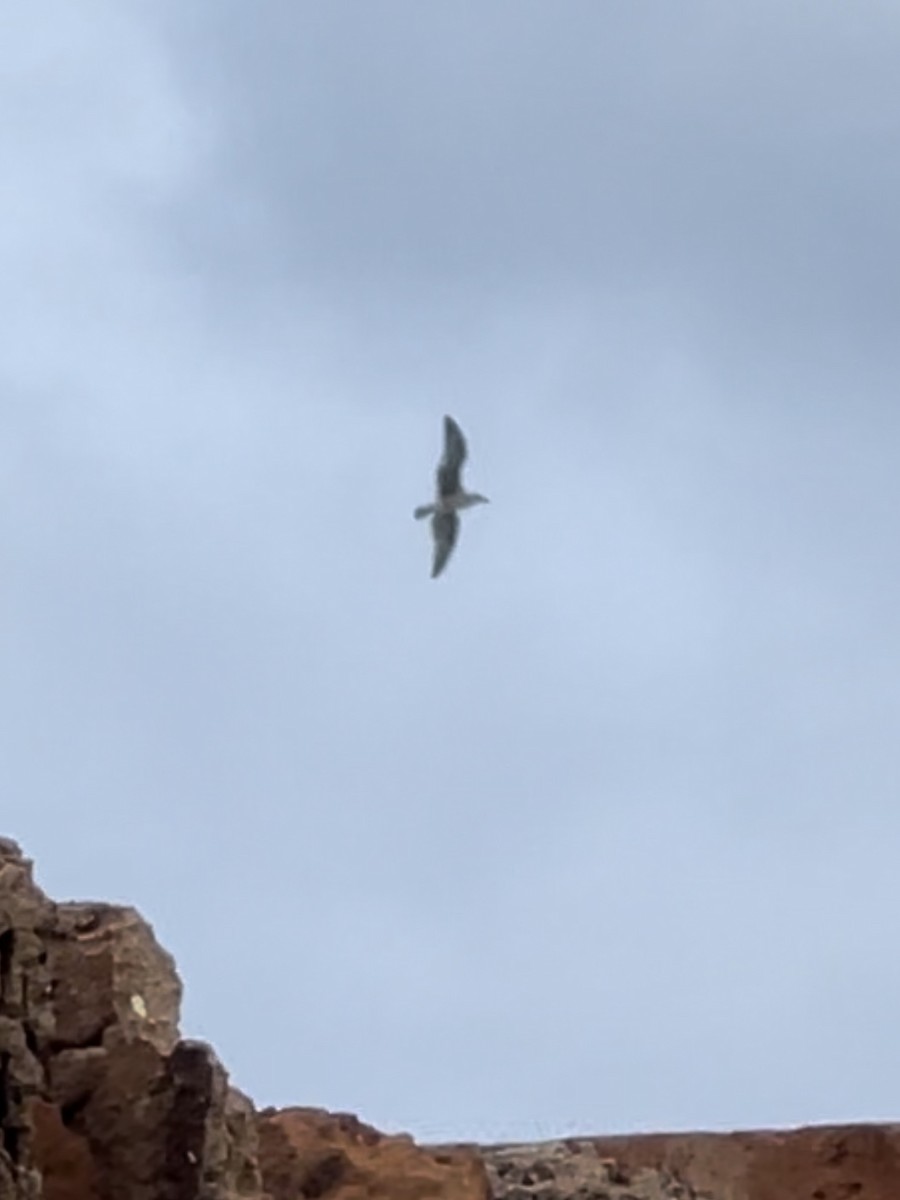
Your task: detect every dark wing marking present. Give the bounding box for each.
[431,510,459,578]
[436,415,468,498]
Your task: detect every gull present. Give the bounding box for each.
[414,415,489,578]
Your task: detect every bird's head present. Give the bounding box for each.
[468,493,490,507]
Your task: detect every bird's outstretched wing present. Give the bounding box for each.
[436,415,468,498]
[431,510,459,578]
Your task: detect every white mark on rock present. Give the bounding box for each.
[130,993,147,1019]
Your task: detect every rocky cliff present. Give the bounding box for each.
[1,837,898,1200]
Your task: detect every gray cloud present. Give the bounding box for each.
[4,0,900,1142]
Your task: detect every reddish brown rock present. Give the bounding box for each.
[28,1103,97,1200]
[586,1125,900,1200]
[257,1106,491,1200]
[473,1125,900,1200]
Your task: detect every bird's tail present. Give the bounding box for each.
[413,504,435,520]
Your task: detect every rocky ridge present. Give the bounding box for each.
[1,836,898,1200]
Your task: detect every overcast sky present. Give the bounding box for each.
[5,1,900,1144]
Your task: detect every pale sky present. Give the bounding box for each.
[4,1,900,1143]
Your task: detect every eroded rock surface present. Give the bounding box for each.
[482,1138,709,1199]
[471,1126,900,1200]
[0,838,265,1200]
[257,1106,490,1199]
[581,1125,900,1200]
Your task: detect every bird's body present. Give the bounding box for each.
[414,416,489,577]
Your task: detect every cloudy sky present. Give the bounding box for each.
[5,1,900,1143]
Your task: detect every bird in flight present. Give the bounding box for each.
[414,415,489,578]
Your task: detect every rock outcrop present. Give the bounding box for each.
[2,835,899,1200]
[476,1127,900,1200]
[482,1137,710,1198]
[0,837,265,1200]
[257,1107,489,1199]
[587,1125,900,1200]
